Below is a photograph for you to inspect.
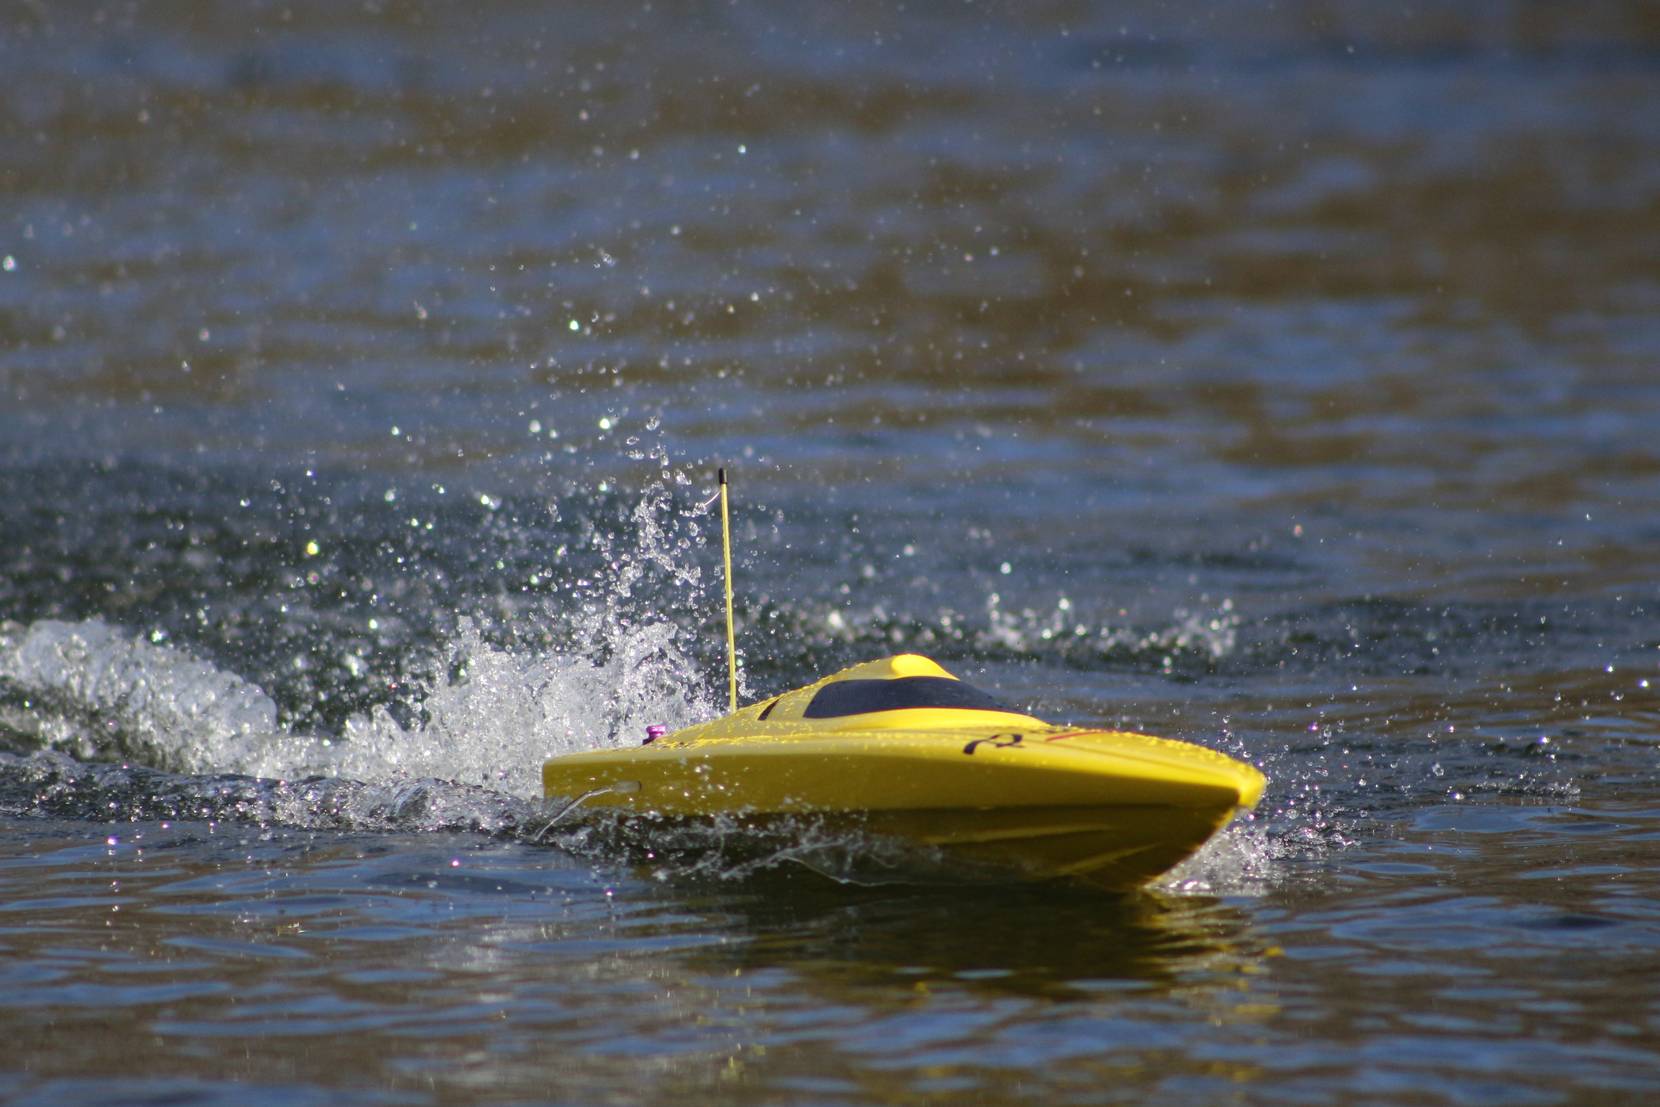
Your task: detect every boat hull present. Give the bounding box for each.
[541,725,1264,889]
[861,803,1241,889]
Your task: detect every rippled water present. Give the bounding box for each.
[4,2,1660,1103]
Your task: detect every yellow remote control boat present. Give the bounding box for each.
[541,653,1264,890]
[540,473,1265,890]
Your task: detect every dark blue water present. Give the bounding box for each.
[4,2,1659,1103]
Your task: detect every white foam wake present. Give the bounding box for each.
[0,614,711,801]
[0,617,281,770]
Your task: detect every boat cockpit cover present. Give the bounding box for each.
[802,676,1018,719]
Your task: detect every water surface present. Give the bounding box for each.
[3,2,1659,1103]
